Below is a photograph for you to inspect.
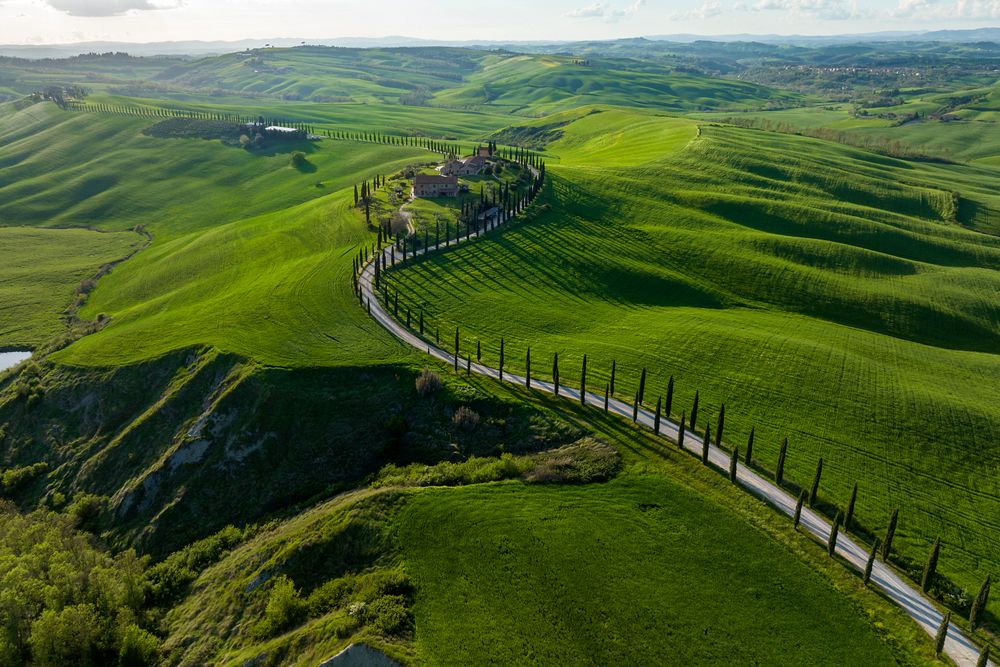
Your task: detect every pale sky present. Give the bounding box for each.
[1,0,999,45]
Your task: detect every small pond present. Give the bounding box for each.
[0,351,31,373]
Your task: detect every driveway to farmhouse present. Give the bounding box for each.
[356,171,993,667]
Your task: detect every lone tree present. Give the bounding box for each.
[922,537,941,593]
[745,427,755,465]
[604,383,609,412]
[525,348,531,388]
[702,423,711,464]
[678,412,686,449]
[632,392,639,422]
[654,397,662,435]
[970,575,992,629]
[715,404,725,447]
[776,437,788,486]
[638,368,647,405]
[827,512,842,556]
[934,612,950,658]
[793,490,806,529]
[845,483,858,532]
[690,391,700,432]
[477,339,481,362]
[882,509,899,561]
[499,338,505,383]
[809,457,823,507]
[729,447,739,483]
[610,360,617,395]
[580,355,588,405]
[454,327,460,372]
[864,538,880,585]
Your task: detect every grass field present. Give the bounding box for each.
[157,367,935,666]
[0,226,142,349]
[385,109,1000,622]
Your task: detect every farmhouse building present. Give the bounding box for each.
[441,155,489,177]
[413,174,459,198]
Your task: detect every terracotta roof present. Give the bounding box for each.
[414,174,458,185]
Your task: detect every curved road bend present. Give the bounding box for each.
[357,187,990,667]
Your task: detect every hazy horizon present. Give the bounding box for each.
[3,0,1000,46]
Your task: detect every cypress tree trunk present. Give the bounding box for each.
[922,537,941,593]
[654,397,662,435]
[845,483,858,532]
[715,404,725,447]
[745,427,755,465]
[638,368,647,405]
[934,612,950,658]
[526,348,531,388]
[610,360,616,396]
[730,447,739,483]
[776,437,788,486]
[809,457,823,507]
[882,509,899,561]
[702,423,711,464]
[665,376,674,419]
[976,646,990,667]
[828,512,842,556]
[632,393,639,422]
[580,355,587,405]
[678,412,686,450]
[970,575,992,628]
[553,353,560,396]
[864,538,880,585]
[793,490,805,529]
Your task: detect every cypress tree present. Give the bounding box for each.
[715,404,725,447]
[729,447,739,483]
[610,360,616,395]
[435,327,439,344]
[454,327,460,372]
[526,347,531,388]
[776,437,788,486]
[934,612,950,658]
[632,393,639,422]
[477,340,481,362]
[553,352,560,395]
[467,355,471,375]
[580,354,588,404]
[970,575,992,628]
[845,483,858,532]
[604,383,609,412]
[864,538,880,585]
[745,426,755,465]
[691,390,700,432]
[809,457,823,507]
[665,375,674,419]
[793,490,806,529]
[678,412,687,450]
[654,397,662,435]
[499,338,505,383]
[419,310,424,335]
[702,423,711,464]
[638,368,647,405]
[922,537,941,593]
[976,646,990,667]
[828,512,842,556]
[882,509,899,561]
[393,292,399,318]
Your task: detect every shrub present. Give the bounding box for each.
[526,438,621,484]
[415,369,442,397]
[68,494,107,531]
[118,624,159,667]
[254,575,307,638]
[365,595,412,637]
[290,151,309,169]
[452,406,480,431]
[1,462,49,495]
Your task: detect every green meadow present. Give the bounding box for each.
[386,108,1000,621]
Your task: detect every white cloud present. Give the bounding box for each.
[566,0,645,20]
[752,0,863,20]
[670,1,725,20]
[44,0,182,17]
[894,0,1000,18]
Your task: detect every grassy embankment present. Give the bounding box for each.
[385,106,1000,628]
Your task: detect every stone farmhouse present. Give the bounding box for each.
[441,155,488,177]
[413,174,459,198]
